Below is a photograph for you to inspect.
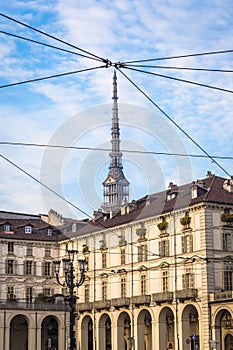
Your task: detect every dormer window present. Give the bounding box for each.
[47,228,53,236]
[25,226,32,234]
[4,224,11,232]
[167,193,176,201]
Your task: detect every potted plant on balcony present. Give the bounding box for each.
[221,213,233,225]
[221,213,233,222]
[157,222,168,231]
[180,216,191,228]
[118,235,127,246]
[99,239,106,250]
[136,228,146,241]
[82,244,89,254]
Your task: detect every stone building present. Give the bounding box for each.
[1,71,233,350]
[0,210,68,350]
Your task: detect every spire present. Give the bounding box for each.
[102,71,130,214]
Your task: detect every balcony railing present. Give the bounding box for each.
[152,291,173,303]
[77,302,93,311]
[0,301,67,311]
[175,288,197,300]
[111,297,130,308]
[93,300,111,310]
[210,291,233,302]
[130,295,151,305]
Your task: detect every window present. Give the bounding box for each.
[25,261,33,275]
[8,242,14,254]
[102,280,107,300]
[120,277,126,298]
[138,245,148,262]
[44,262,51,277]
[7,286,15,301]
[182,235,193,253]
[224,264,233,291]
[6,259,14,274]
[140,274,146,295]
[223,232,232,251]
[84,284,90,302]
[182,267,195,289]
[25,225,32,234]
[167,193,176,201]
[121,248,126,265]
[4,224,11,231]
[43,288,53,296]
[26,287,33,303]
[47,228,53,236]
[159,240,169,257]
[102,252,107,269]
[45,247,51,257]
[162,270,168,292]
[27,244,33,256]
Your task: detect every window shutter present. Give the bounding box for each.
[166,241,169,256]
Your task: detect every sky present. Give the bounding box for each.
[0,0,233,219]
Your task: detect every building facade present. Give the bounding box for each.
[0,210,69,350]
[64,172,233,350]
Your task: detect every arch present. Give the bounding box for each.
[214,308,233,350]
[224,334,233,350]
[117,311,131,350]
[99,313,112,350]
[158,306,175,350]
[10,314,28,350]
[41,315,58,350]
[137,309,152,350]
[81,315,93,350]
[181,304,199,350]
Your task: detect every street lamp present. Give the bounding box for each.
[54,249,87,350]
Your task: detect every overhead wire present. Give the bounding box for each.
[117,66,231,177]
[121,48,233,64]
[0,30,102,61]
[0,153,90,218]
[123,63,233,73]
[0,64,106,89]
[0,141,232,160]
[0,13,107,63]
[122,65,233,95]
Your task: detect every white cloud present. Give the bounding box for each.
[0,0,233,216]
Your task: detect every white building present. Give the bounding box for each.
[63,172,233,350]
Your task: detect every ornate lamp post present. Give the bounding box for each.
[54,249,87,350]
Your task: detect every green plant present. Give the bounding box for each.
[221,213,233,222]
[118,236,126,246]
[99,240,106,249]
[180,216,191,226]
[157,222,168,231]
[136,228,146,236]
[82,244,89,253]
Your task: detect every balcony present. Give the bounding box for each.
[77,302,93,311]
[111,297,130,308]
[0,301,67,311]
[210,291,233,302]
[152,291,173,303]
[93,300,111,310]
[130,295,151,305]
[175,289,197,301]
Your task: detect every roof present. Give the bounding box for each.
[67,174,233,237]
[0,212,66,242]
[1,174,233,241]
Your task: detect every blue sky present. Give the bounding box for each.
[1,0,233,218]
